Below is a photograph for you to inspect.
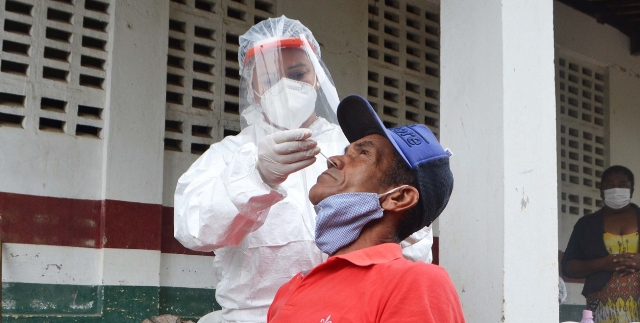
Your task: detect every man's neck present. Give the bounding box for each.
[333,217,399,256]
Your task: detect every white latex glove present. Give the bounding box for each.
[257,128,320,188]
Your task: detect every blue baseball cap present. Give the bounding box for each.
[337,94,454,232]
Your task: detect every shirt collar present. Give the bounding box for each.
[331,243,403,267]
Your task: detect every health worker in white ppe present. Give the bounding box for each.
[173,16,434,323]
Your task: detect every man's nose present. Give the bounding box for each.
[326,155,344,169]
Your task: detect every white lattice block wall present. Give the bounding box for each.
[366,0,440,136]
[0,0,111,199]
[0,0,109,137]
[556,53,608,248]
[162,0,276,206]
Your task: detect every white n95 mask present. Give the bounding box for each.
[604,188,631,209]
[258,78,317,130]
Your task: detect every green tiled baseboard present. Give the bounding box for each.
[2,283,102,316]
[1,283,218,323]
[560,304,585,322]
[0,283,589,322]
[159,286,220,321]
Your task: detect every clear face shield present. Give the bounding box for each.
[238,36,340,140]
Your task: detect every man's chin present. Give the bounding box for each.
[308,185,325,205]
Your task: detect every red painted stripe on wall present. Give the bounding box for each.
[102,199,162,250]
[0,192,162,250]
[0,192,102,248]
[161,206,213,256]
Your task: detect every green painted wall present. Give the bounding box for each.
[1,283,218,323]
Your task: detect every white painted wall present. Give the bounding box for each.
[554,0,640,306]
[160,253,217,289]
[608,67,640,205]
[554,2,640,74]
[440,0,558,322]
[0,129,103,199]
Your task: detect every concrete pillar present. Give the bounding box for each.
[100,0,169,286]
[439,1,558,322]
[102,0,168,205]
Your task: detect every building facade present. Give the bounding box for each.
[0,0,639,322]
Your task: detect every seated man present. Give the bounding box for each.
[267,95,465,322]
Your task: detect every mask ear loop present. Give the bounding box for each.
[377,185,409,198]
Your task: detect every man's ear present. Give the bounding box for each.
[380,186,419,213]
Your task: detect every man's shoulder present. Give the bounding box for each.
[382,258,451,282]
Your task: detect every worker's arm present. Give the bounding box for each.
[174,135,285,252]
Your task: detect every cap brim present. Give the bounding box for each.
[337,95,412,167]
[337,95,387,143]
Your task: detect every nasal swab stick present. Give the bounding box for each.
[319,151,337,168]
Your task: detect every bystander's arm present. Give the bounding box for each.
[564,254,630,279]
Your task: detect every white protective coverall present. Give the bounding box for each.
[174,16,433,323]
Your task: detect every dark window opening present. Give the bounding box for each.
[78,105,102,119]
[82,36,107,50]
[47,8,73,24]
[224,101,239,114]
[195,0,213,12]
[192,79,212,92]
[164,138,182,151]
[192,125,212,138]
[169,19,186,33]
[227,7,246,21]
[4,20,32,35]
[165,120,182,133]
[167,73,183,86]
[39,117,65,132]
[83,17,108,32]
[42,66,69,81]
[1,60,28,75]
[166,91,183,104]
[0,112,24,127]
[194,26,214,39]
[76,124,101,137]
[40,97,67,112]
[80,55,105,70]
[46,27,71,42]
[5,0,32,16]
[79,74,104,88]
[192,97,212,109]
[2,40,29,55]
[85,0,109,13]
[44,47,70,62]
[194,43,213,57]
[191,143,210,155]
[193,61,213,74]
[0,92,25,107]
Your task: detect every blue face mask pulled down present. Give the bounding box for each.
[313,186,406,256]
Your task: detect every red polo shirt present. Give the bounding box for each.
[267,243,465,323]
